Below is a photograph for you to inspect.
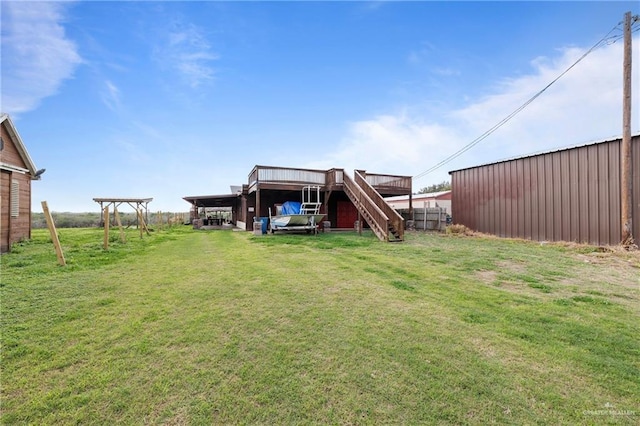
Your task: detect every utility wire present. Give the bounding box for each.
[413,18,639,182]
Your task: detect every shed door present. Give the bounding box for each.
[337,201,358,229]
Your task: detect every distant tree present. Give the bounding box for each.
[32,211,188,229]
[418,181,451,194]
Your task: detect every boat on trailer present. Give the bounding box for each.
[269,186,325,233]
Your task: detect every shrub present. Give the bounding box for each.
[446,224,473,236]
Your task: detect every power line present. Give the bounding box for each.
[413,18,639,183]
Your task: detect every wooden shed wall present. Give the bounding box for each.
[1,170,11,252]
[450,135,639,246]
[1,122,28,169]
[1,122,33,252]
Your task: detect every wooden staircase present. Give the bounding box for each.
[343,171,404,242]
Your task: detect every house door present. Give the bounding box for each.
[337,201,358,229]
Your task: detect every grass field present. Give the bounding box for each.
[2,226,639,424]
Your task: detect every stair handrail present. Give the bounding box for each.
[354,170,404,241]
[343,171,389,241]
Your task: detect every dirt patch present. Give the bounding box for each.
[567,249,639,288]
[475,270,498,285]
[475,260,548,299]
[473,244,640,311]
[562,250,640,312]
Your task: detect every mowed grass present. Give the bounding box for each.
[2,227,639,424]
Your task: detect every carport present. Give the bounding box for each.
[182,193,241,228]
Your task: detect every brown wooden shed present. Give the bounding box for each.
[1,114,43,253]
[449,135,639,246]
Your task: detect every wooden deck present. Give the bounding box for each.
[247,166,411,242]
[247,166,411,195]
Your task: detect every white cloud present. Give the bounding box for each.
[407,41,438,66]
[318,36,639,189]
[0,2,82,115]
[155,23,218,88]
[101,80,121,112]
[452,40,637,157]
[309,111,458,176]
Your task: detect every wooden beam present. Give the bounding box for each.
[114,206,126,243]
[137,208,150,236]
[103,206,110,250]
[41,201,66,266]
[256,188,261,221]
[137,209,143,238]
[324,190,333,217]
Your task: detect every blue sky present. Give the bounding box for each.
[2,1,639,213]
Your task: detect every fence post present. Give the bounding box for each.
[41,201,66,266]
[423,202,427,231]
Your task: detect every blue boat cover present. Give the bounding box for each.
[281,201,301,215]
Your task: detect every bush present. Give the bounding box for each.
[446,224,473,236]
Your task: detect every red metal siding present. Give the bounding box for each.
[505,160,516,237]
[523,159,532,239]
[633,136,640,243]
[567,150,580,241]
[515,160,524,239]
[450,135,639,246]
[551,152,562,241]
[536,155,545,240]
[608,142,621,242]
[559,151,571,241]
[587,145,599,243]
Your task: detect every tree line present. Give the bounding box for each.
[32,212,189,229]
[417,181,451,194]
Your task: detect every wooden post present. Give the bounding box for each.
[256,188,261,223]
[142,211,150,235]
[621,11,634,246]
[409,193,413,219]
[41,201,66,266]
[423,201,427,231]
[98,201,104,225]
[137,209,144,238]
[114,206,126,243]
[103,206,110,250]
[138,209,151,236]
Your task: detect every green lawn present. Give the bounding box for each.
[2,227,639,424]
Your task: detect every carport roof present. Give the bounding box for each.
[183,193,239,208]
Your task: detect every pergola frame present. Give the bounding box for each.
[93,197,153,226]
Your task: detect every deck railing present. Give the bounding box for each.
[248,166,410,195]
[326,168,344,187]
[248,165,327,187]
[365,173,412,192]
[355,170,404,241]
